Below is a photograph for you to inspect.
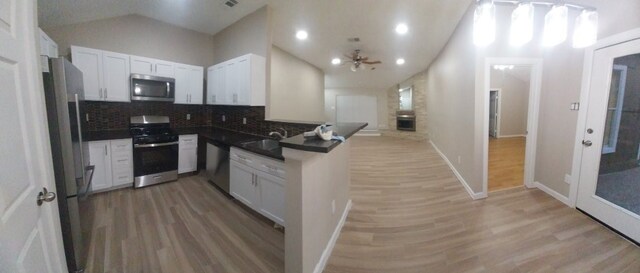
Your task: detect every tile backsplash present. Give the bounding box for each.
[85,101,319,137]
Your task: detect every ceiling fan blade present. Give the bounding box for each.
[345,54,355,60]
[361,57,369,61]
[363,61,382,64]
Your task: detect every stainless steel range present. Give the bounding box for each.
[130,116,179,188]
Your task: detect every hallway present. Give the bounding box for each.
[325,136,640,273]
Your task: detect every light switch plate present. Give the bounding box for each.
[222,115,226,122]
[186,114,191,120]
[243,117,246,125]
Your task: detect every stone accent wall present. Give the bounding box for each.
[382,71,429,140]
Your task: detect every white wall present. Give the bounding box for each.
[425,0,640,196]
[43,14,215,68]
[490,70,529,137]
[270,46,325,122]
[325,88,388,129]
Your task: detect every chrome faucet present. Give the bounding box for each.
[269,128,288,139]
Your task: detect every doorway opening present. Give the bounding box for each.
[481,58,543,197]
[488,65,532,192]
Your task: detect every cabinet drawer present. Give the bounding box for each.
[111,139,132,153]
[230,147,257,168]
[179,134,198,147]
[255,157,285,179]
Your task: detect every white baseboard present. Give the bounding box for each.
[534,181,570,206]
[498,134,527,138]
[429,141,487,200]
[355,132,381,136]
[313,199,352,273]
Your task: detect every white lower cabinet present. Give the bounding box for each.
[230,147,285,226]
[178,134,198,174]
[88,138,133,192]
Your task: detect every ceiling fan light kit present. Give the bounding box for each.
[473,0,598,48]
[340,49,382,72]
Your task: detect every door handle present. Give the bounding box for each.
[582,140,593,147]
[37,187,56,206]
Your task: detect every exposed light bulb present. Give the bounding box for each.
[395,23,408,35]
[473,1,496,46]
[510,3,534,47]
[542,5,568,47]
[396,58,405,65]
[296,30,308,40]
[331,58,341,65]
[573,10,598,48]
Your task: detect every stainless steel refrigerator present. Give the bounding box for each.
[42,57,94,273]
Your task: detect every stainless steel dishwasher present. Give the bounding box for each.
[206,142,230,193]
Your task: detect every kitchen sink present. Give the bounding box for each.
[241,139,281,152]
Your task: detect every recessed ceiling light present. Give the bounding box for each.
[396,58,405,65]
[395,23,408,35]
[296,30,308,40]
[331,58,341,65]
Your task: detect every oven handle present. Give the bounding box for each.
[134,141,179,148]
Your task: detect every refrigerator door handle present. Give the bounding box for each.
[78,165,95,200]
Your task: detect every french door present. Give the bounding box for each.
[577,38,640,242]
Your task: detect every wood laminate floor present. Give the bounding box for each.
[84,175,284,273]
[324,136,640,273]
[489,137,526,192]
[86,136,640,273]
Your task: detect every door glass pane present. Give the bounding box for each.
[596,53,640,215]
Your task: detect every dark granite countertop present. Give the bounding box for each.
[174,127,284,160]
[85,130,132,141]
[279,122,368,153]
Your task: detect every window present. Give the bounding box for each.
[602,65,627,154]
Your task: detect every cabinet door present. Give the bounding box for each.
[110,139,133,187]
[48,42,58,58]
[130,56,154,75]
[88,141,112,191]
[257,170,285,226]
[230,161,259,208]
[189,66,204,104]
[225,61,238,104]
[206,67,215,104]
[174,65,190,104]
[102,51,130,102]
[213,64,227,104]
[178,135,198,174]
[38,30,49,57]
[71,46,103,101]
[234,56,251,105]
[154,60,175,78]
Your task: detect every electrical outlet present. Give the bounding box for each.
[222,115,226,122]
[85,113,90,122]
[243,117,247,125]
[186,114,191,120]
[331,200,336,215]
[564,174,572,184]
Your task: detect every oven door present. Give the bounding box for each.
[133,141,179,187]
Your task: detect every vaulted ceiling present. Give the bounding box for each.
[38,0,472,90]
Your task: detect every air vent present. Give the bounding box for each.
[224,0,239,7]
[348,37,360,42]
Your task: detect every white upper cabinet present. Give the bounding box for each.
[72,46,104,101]
[38,29,58,58]
[130,55,175,78]
[206,54,265,106]
[102,51,130,102]
[175,64,204,105]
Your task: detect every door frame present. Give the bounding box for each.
[569,28,640,207]
[481,58,543,196]
[489,89,501,138]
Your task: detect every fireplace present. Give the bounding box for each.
[396,114,416,131]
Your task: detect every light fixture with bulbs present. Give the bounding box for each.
[395,23,409,35]
[493,64,515,70]
[296,30,308,40]
[473,0,598,48]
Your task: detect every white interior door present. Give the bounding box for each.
[336,95,378,130]
[577,38,640,242]
[0,0,67,272]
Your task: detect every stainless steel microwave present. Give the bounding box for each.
[130,74,175,102]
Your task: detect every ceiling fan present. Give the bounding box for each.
[341,49,382,72]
